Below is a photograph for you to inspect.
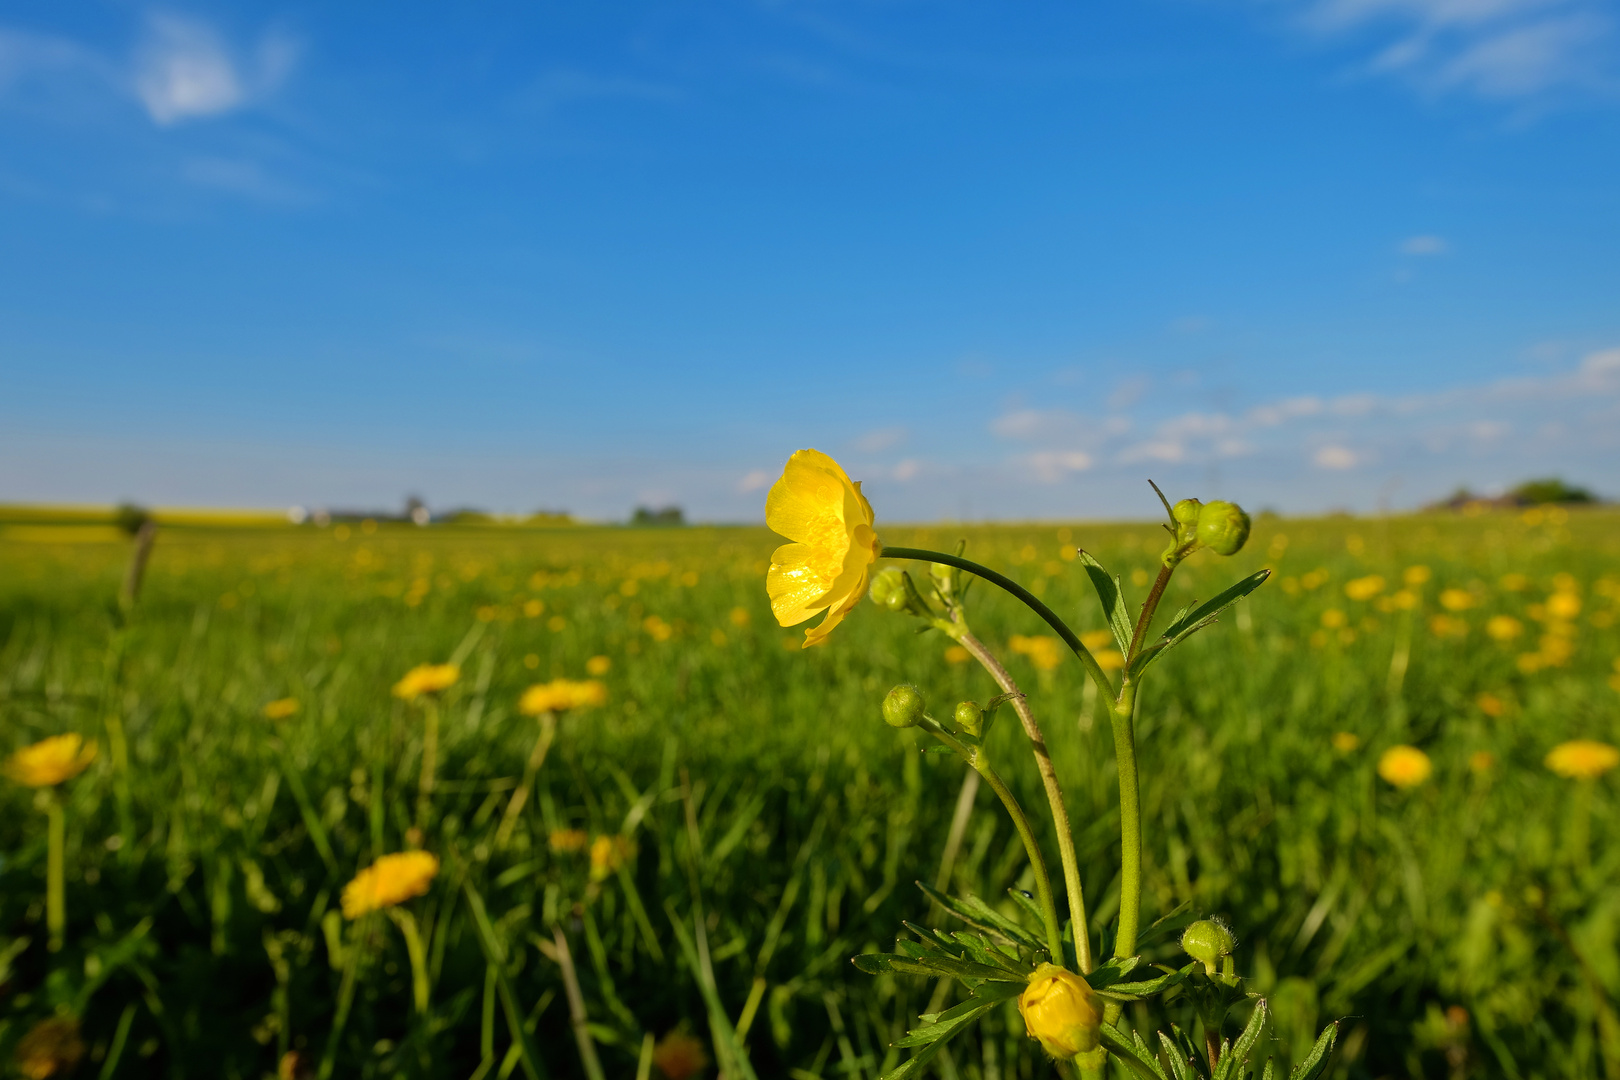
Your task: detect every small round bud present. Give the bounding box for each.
[1181,919,1236,972]
[929,561,959,600]
[882,684,926,729]
[1196,501,1251,556]
[1172,498,1203,527]
[869,568,909,611]
[954,701,983,737]
[1018,963,1102,1061]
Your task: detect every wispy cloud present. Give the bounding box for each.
[1401,233,1449,254]
[1269,0,1615,102]
[134,13,296,125]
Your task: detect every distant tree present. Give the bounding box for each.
[631,505,685,527]
[1509,478,1595,505]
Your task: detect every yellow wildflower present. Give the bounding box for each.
[1546,592,1581,620]
[1469,751,1495,773]
[944,644,971,664]
[1331,732,1360,753]
[341,851,440,919]
[1344,575,1385,601]
[1439,588,1475,612]
[728,606,751,628]
[1477,692,1506,717]
[1404,565,1432,587]
[15,1015,85,1080]
[1500,573,1529,592]
[3,734,97,788]
[1320,609,1347,629]
[548,828,589,853]
[1010,634,1064,672]
[585,655,611,676]
[651,1028,709,1080]
[1079,629,1114,652]
[263,698,300,720]
[1485,616,1523,642]
[1018,963,1102,1060]
[519,679,608,715]
[1545,740,1620,780]
[1429,614,1468,639]
[589,834,635,882]
[392,663,460,700]
[1377,745,1432,789]
[1094,649,1125,672]
[764,449,881,648]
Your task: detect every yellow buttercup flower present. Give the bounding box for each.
[1018,963,1102,1060]
[1545,740,1620,780]
[341,851,440,919]
[3,734,98,788]
[392,663,460,700]
[589,834,635,882]
[263,698,300,720]
[548,828,588,853]
[1331,731,1360,754]
[1344,575,1385,601]
[1377,745,1432,789]
[765,449,881,648]
[1010,634,1064,672]
[585,655,612,676]
[519,678,608,715]
[651,1028,710,1080]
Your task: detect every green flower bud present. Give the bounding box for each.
[882,684,926,729]
[954,700,983,737]
[1181,919,1236,972]
[1172,498,1203,527]
[1196,501,1251,556]
[869,568,909,611]
[929,561,961,602]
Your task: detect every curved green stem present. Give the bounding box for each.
[1108,686,1142,962]
[921,720,1064,962]
[881,547,1115,701]
[951,628,1092,973]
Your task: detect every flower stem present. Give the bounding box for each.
[1108,685,1142,963]
[495,712,557,850]
[921,720,1064,962]
[46,792,65,952]
[953,629,1092,973]
[416,698,440,835]
[1126,563,1176,663]
[880,547,1115,700]
[388,907,432,1014]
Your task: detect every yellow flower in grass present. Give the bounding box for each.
[392,663,459,700]
[263,697,300,720]
[1010,634,1064,672]
[548,828,588,853]
[1378,745,1432,789]
[1331,732,1361,754]
[15,1015,85,1079]
[765,449,881,648]
[519,678,607,715]
[341,851,440,919]
[1545,740,1620,780]
[651,1028,710,1080]
[589,834,635,882]
[585,655,612,676]
[1485,616,1523,643]
[1344,575,1385,601]
[1018,963,1102,1060]
[3,734,97,788]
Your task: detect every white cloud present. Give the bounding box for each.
[1277,0,1614,102]
[737,469,771,493]
[135,15,245,124]
[1401,234,1449,254]
[853,426,907,453]
[893,459,921,481]
[1314,445,1359,469]
[1023,451,1094,482]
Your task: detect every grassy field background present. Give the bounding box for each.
[2,508,1618,1078]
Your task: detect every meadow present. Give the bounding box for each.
[1,506,1618,1079]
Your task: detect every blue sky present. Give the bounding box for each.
[2,0,1618,521]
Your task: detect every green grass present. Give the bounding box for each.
[1,510,1618,1078]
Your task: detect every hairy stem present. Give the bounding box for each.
[1109,686,1142,963]
[881,546,1115,700]
[1126,563,1176,663]
[955,630,1092,973]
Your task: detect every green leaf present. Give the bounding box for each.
[1130,569,1270,677]
[1289,1021,1338,1080]
[1213,998,1268,1080]
[893,996,1002,1047]
[1082,955,1142,989]
[1137,900,1196,950]
[1099,1023,1170,1080]
[876,997,997,1080]
[1078,551,1133,656]
[1157,1030,1199,1080]
[1091,962,1194,1001]
[916,882,1044,952]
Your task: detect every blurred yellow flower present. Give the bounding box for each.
[651,1029,710,1080]
[1499,573,1529,592]
[393,663,460,700]
[1404,565,1432,587]
[728,606,751,628]
[548,828,588,853]
[1546,592,1582,620]
[1377,745,1432,789]
[944,644,971,664]
[3,734,97,788]
[1320,609,1348,629]
[520,679,608,715]
[341,851,439,919]
[589,834,634,882]
[1094,649,1125,672]
[1331,732,1361,753]
[1439,588,1475,612]
[1010,634,1064,672]
[1485,615,1523,643]
[523,598,545,617]
[1344,575,1385,601]
[765,449,881,648]
[1469,751,1495,773]
[1545,740,1620,780]
[1079,629,1114,652]
[1476,692,1506,718]
[1428,614,1468,639]
[14,1015,85,1080]
[585,655,611,676]
[643,614,674,642]
[263,698,300,720]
